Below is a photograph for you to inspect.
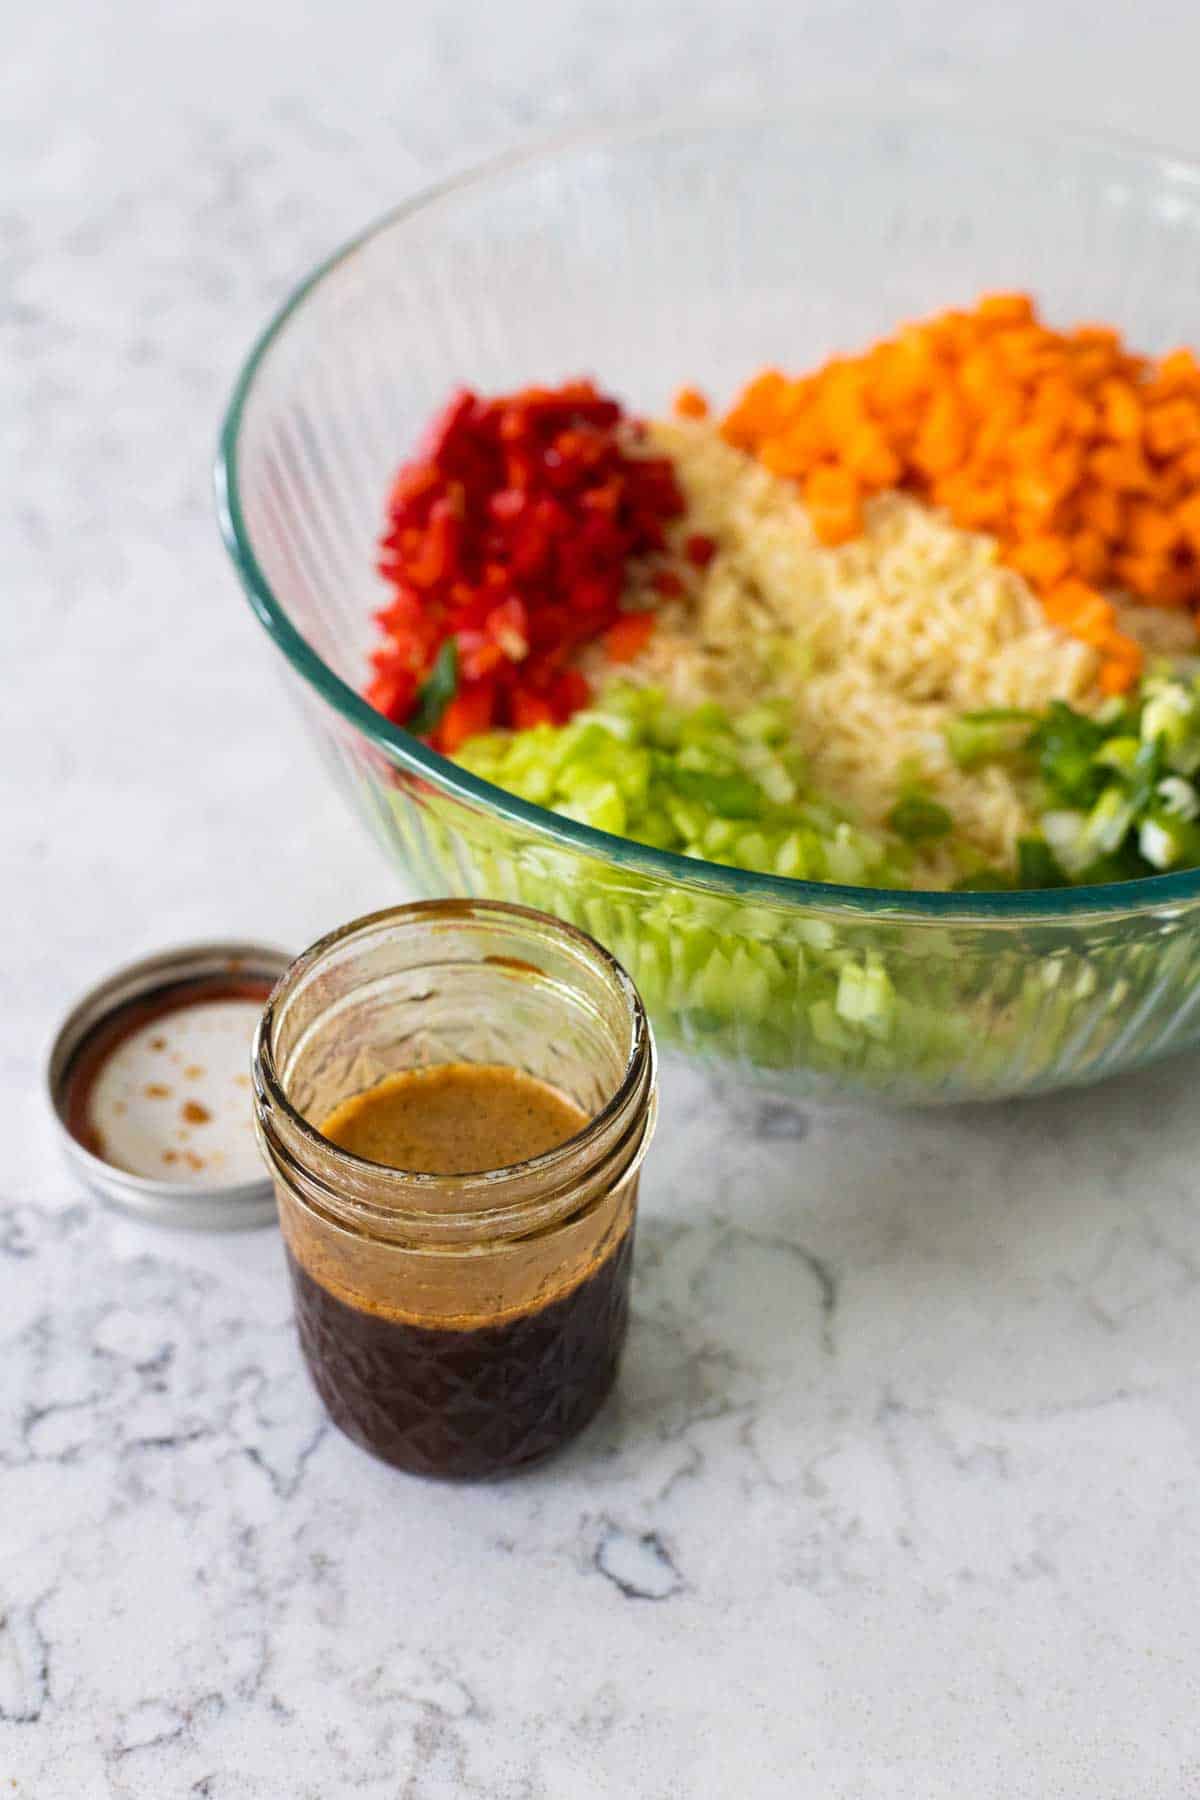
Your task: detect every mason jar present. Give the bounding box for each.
[252,900,656,1479]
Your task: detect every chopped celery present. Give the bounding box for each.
[456,682,913,890]
[774,833,808,879]
[673,767,764,818]
[559,780,626,835]
[835,960,896,1040]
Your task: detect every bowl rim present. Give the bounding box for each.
[215,98,1200,923]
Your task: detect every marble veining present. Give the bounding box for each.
[10,1,1200,1793]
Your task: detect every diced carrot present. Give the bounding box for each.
[1071,325,1122,350]
[911,389,968,478]
[1089,443,1155,493]
[1145,398,1200,459]
[1156,561,1200,606]
[1076,484,1124,540]
[840,424,902,487]
[1009,463,1074,528]
[1032,375,1079,434]
[1153,463,1193,507]
[1099,650,1143,695]
[975,291,1036,327]
[936,476,1006,532]
[713,294,1200,658]
[1176,491,1200,556]
[1151,349,1200,398]
[1112,551,1168,601]
[957,348,1001,405]
[1006,418,1062,466]
[759,432,821,479]
[803,464,863,545]
[1042,580,1114,645]
[1008,534,1073,589]
[1070,528,1110,584]
[1126,501,1180,556]
[673,385,710,421]
[1096,379,1142,441]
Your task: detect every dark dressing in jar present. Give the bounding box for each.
[253,902,656,1485]
[287,1063,632,1478]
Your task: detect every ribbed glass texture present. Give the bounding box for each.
[218,108,1200,1102]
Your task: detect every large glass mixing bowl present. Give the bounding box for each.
[216,106,1200,1104]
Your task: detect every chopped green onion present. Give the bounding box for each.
[887,793,954,842]
[944,709,1035,769]
[1157,776,1200,821]
[1083,787,1136,857]
[1016,838,1066,889]
[1140,816,1182,870]
[1040,809,1091,878]
[1030,702,1109,807]
[1138,809,1200,871]
[407,639,459,735]
[1093,736,1141,778]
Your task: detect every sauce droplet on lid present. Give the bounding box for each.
[62,977,273,1186]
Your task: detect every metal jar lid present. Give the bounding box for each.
[47,940,292,1229]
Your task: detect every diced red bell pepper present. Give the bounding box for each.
[434,680,497,753]
[549,667,591,719]
[484,596,530,662]
[456,632,507,681]
[512,690,558,730]
[365,666,418,723]
[416,389,476,466]
[603,611,655,663]
[369,378,685,740]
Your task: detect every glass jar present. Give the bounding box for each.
[252,900,656,1479]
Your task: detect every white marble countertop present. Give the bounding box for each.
[10,4,1200,1794]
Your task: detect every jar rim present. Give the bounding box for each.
[252,899,654,1234]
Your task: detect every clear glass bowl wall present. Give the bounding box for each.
[219,108,1200,1103]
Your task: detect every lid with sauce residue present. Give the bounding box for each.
[47,941,292,1229]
